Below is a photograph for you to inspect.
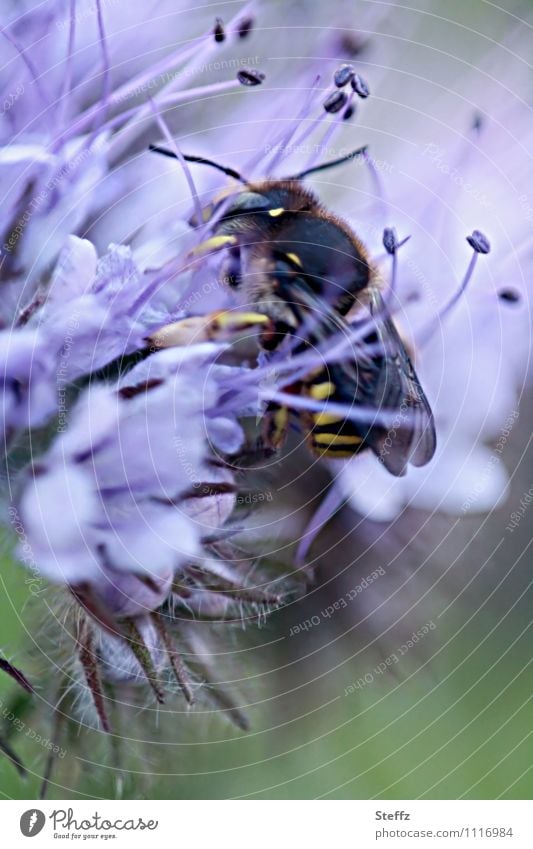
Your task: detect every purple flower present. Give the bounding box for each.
[18,343,242,595]
[0,0,531,782]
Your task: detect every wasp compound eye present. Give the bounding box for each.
[324,90,348,113]
[334,63,355,87]
[238,68,265,86]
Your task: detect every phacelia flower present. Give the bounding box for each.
[0,0,530,795]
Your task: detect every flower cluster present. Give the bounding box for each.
[0,0,530,794]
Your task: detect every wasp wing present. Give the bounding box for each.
[281,275,436,476]
[354,287,436,475]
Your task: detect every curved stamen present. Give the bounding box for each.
[57,0,76,130]
[383,227,411,306]
[107,1,257,161]
[296,484,346,567]
[0,25,49,109]
[259,76,322,177]
[417,229,491,347]
[92,0,112,135]
[299,91,356,176]
[363,148,387,223]
[148,99,203,226]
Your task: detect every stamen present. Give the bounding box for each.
[466,229,491,254]
[384,227,399,305]
[79,4,258,161]
[102,80,241,136]
[472,112,484,133]
[250,75,321,177]
[498,288,520,304]
[296,485,346,567]
[343,102,356,121]
[53,37,204,149]
[263,389,416,429]
[363,148,388,222]
[0,26,49,108]
[383,228,410,305]
[324,89,348,113]
[382,228,411,256]
[339,32,368,57]
[418,230,491,346]
[383,227,398,255]
[268,99,328,176]
[334,63,355,88]
[57,0,76,129]
[237,68,265,86]
[92,0,112,134]
[307,91,355,172]
[237,17,254,39]
[421,113,485,226]
[351,72,370,98]
[148,98,204,227]
[213,18,226,43]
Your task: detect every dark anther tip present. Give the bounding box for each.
[237,68,265,86]
[472,112,484,133]
[383,227,398,255]
[342,103,356,121]
[467,229,491,254]
[351,73,370,98]
[498,288,520,304]
[334,63,355,88]
[213,18,225,43]
[339,32,368,58]
[237,17,254,39]
[324,89,348,114]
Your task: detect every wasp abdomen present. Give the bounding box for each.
[302,368,367,458]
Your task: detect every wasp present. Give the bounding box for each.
[149,144,436,476]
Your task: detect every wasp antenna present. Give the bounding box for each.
[149,145,247,183]
[291,145,368,180]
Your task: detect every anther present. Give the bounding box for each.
[334,63,355,88]
[339,32,368,57]
[418,230,491,347]
[498,288,520,304]
[343,103,356,121]
[466,229,491,254]
[237,68,265,86]
[351,73,370,98]
[213,18,225,43]
[383,227,398,255]
[472,112,484,133]
[237,17,254,39]
[324,90,348,114]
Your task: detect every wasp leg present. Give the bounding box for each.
[148,310,273,348]
[262,402,291,452]
[188,234,238,258]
